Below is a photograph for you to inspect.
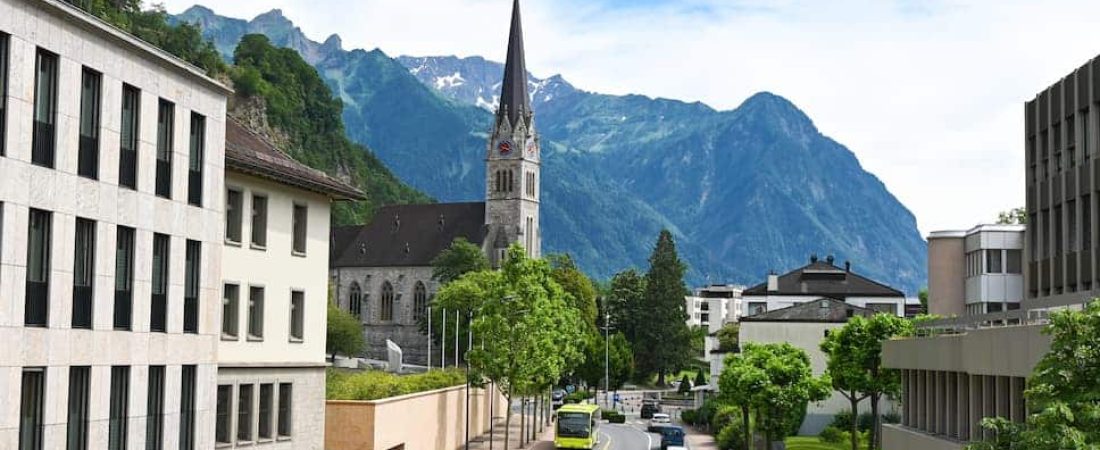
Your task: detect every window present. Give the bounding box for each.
[986,250,1003,274]
[77,68,101,178]
[67,366,90,450]
[251,195,268,248]
[151,234,169,333]
[114,226,135,330]
[380,282,394,322]
[277,383,292,438]
[258,384,274,440]
[987,302,1003,313]
[155,100,173,198]
[292,204,307,255]
[747,302,767,316]
[1069,118,1077,168]
[188,113,205,206]
[1055,206,1064,256]
[526,217,534,255]
[348,282,362,319]
[413,282,427,322]
[31,49,57,168]
[866,303,896,315]
[25,209,51,326]
[1043,209,1051,258]
[1006,250,1023,274]
[146,366,165,450]
[225,189,242,243]
[222,284,240,338]
[1085,110,1092,162]
[249,286,265,339]
[184,240,200,333]
[215,385,232,445]
[119,85,140,190]
[179,365,196,450]
[0,34,8,156]
[108,366,129,450]
[1030,213,1039,262]
[237,384,254,443]
[1069,200,1078,252]
[72,218,96,329]
[1085,195,1093,250]
[20,368,45,450]
[290,291,304,341]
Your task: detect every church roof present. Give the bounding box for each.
[225,120,364,200]
[742,258,904,298]
[740,297,874,323]
[497,0,531,128]
[330,202,488,268]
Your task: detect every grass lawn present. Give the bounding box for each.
[784,436,847,450]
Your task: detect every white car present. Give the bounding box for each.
[647,413,672,431]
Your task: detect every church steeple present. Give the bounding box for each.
[497,0,530,129]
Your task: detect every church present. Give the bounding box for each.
[329,0,542,364]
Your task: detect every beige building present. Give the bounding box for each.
[216,122,362,449]
[927,224,1024,317]
[0,0,230,448]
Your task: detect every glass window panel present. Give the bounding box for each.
[237,385,253,442]
[215,385,231,444]
[251,195,267,247]
[277,384,292,437]
[226,189,242,243]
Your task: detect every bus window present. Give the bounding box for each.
[558,412,591,438]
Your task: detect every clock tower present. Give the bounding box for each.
[486,0,540,266]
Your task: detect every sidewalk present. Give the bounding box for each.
[467,413,555,450]
[683,425,719,450]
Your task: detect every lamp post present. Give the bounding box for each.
[465,309,474,450]
[604,308,610,408]
[427,306,433,370]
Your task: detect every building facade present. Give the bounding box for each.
[741,256,907,318]
[0,1,230,448]
[685,284,743,330]
[329,0,542,365]
[927,224,1025,317]
[215,122,361,449]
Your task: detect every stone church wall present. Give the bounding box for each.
[331,266,438,365]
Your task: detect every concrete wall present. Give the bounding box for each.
[882,424,965,450]
[882,325,1049,377]
[928,234,965,317]
[0,0,227,447]
[326,384,508,450]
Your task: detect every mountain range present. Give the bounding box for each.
[175,6,927,294]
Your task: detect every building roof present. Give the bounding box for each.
[740,297,873,323]
[742,258,904,298]
[224,120,364,200]
[330,202,488,268]
[38,0,232,96]
[927,223,1025,240]
[496,0,531,128]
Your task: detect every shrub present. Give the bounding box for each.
[603,409,626,424]
[716,423,746,450]
[681,409,697,425]
[565,391,593,404]
[819,426,845,444]
[678,374,692,394]
[712,406,740,433]
[325,368,466,401]
[695,400,719,429]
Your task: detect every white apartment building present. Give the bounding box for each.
[927,224,1025,317]
[685,284,743,330]
[0,1,229,449]
[216,121,361,449]
[741,255,907,318]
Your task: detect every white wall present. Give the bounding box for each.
[742,294,906,317]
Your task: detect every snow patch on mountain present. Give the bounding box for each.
[434,72,466,90]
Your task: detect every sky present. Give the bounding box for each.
[161,0,1100,236]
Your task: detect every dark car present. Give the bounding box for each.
[640,402,661,419]
[658,426,686,450]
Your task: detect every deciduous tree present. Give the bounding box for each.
[327,301,364,360]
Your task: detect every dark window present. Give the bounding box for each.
[292,204,307,254]
[348,283,362,319]
[249,286,265,338]
[225,189,242,243]
[1043,209,1051,258]
[67,366,90,450]
[77,68,101,179]
[184,240,200,333]
[108,366,130,450]
[145,366,165,450]
[1069,200,1078,252]
[188,113,205,206]
[1085,111,1092,162]
[215,385,232,444]
[251,195,268,248]
[290,291,304,341]
[1085,195,1093,250]
[179,366,196,450]
[1069,118,1077,168]
[380,282,394,322]
[119,85,140,190]
[25,209,51,326]
[237,384,254,443]
[986,250,1003,274]
[987,302,1003,313]
[1055,206,1064,256]
[155,100,174,198]
[20,368,45,450]
[150,234,169,333]
[222,284,240,338]
[413,282,427,322]
[0,34,8,156]
[1006,250,1023,274]
[31,49,57,168]
[258,384,274,440]
[72,218,96,329]
[1030,213,1039,261]
[114,226,135,330]
[277,383,292,437]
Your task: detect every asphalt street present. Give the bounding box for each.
[596,422,662,450]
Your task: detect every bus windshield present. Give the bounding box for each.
[557,412,591,438]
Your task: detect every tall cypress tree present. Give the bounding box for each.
[636,229,692,385]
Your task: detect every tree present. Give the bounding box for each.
[917,288,929,314]
[607,269,646,346]
[431,237,490,284]
[678,375,692,394]
[717,323,740,352]
[576,331,634,393]
[549,253,599,335]
[694,368,707,388]
[327,301,364,360]
[690,325,708,357]
[434,245,584,449]
[968,301,1100,450]
[719,347,769,450]
[996,207,1027,225]
[636,230,692,385]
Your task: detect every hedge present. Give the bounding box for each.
[326,368,467,401]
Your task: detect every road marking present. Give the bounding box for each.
[599,431,612,450]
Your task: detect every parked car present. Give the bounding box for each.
[641,402,661,419]
[647,413,672,432]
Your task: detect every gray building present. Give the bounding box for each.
[329,0,542,364]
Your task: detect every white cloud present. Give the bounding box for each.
[162,0,1100,236]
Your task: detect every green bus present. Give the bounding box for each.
[554,403,601,449]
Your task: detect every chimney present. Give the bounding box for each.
[810,254,818,263]
[845,261,851,272]
[767,272,779,292]
[826,254,835,265]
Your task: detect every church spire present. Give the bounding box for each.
[497,0,530,129]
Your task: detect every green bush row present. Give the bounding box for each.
[326,368,467,401]
[602,409,627,424]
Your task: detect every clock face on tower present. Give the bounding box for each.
[498,140,513,155]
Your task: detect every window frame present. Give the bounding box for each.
[108,366,130,450]
[31,48,58,168]
[20,367,45,450]
[150,233,170,333]
[250,194,268,249]
[72,218,96,329]
[237,384,254,444]
[67,366,90,450]
[184,240,201,334]
[225,188,243,244]
[277,383,293,439]
[25,208,52,327]
[215,385,232,445]
[292,203,307,256]
[113,226,135,330]
[248,285,265,340]
[145,365,165,450]
[77,67,101,179]
[380,281,394,322]
[222,283,240,340]
[188,113,206,206]
[155,99,174,199]
[258,383,274,441]
[179,365,197,450]
[119,84,140,190]
[290,290,305,342]
[0,33,8,157]
[348,282,362,320]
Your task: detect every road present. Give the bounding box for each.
[596,422,661,450]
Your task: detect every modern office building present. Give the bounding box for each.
[881,53,1100,450]
[927,224,1025,317]
[685,284,743,330]
[216,121,361,449]
[0,0,230,448]
[741,255,907,318]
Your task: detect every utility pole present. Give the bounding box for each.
[427,306,432,370]
[454,309,460,368]
[604,308,610,408]
[464,309,473,450]
[441,308,447,368]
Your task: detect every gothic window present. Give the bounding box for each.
[413,282,428,322]
[348,282,362,319]
[508,170,515,192]
[494,171,500,193]
[380,282,394,322]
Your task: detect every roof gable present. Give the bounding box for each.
[743,259,904,298]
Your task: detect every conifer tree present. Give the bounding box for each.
[636,229,692,385]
